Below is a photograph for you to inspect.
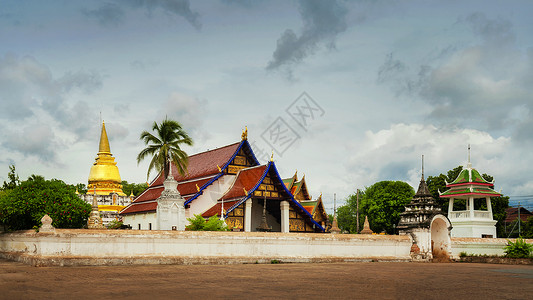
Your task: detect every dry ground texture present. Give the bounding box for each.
[1,258,532,299]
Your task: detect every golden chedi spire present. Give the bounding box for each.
[87,121,126,196]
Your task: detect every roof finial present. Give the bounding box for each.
[241,126,248,140]
[270,150,274,162]
[467,144,472,169]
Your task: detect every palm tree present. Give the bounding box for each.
[137,118,193,180]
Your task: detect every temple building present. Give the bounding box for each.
[120,131,324,233]
[283,172,330,230]
[398,157,451,261]
[439,152,501,238]
[79,121,133,225]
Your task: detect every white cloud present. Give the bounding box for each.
[0,54,102,161]
[346,123,510,190]
[157,93,208,137]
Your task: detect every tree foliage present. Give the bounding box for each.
[0,175,91,230]
[336,193,363,234]
[121,181,149,196]
[2,165,20,190]
[506,217,533,239]
[337,181,414,234]
[360,181,415,234]
[185,214,228,231]
[74,183,88,194]
[137,118,193,180]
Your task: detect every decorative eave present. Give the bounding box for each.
[440,186,502,198]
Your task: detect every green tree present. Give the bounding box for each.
[2,165,20,190]
[522,216,533,239]
[336,192,364,234]
[121,181,149,196]
[0,175,91,230]
[137,118,193,180]
[73,183,88,194]
[426,166,509,237]
[360,181,415,234]
[336,182,414,234]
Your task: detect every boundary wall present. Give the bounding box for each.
[0,230,411,266]
[1,230,530,266]
[450,237,533,257]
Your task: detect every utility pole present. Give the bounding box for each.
[518,201,521,236]
[334,193,336,216]
[356,189,360,233]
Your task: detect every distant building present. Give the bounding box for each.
[283,172,330,231]
[79,122,133,225]
[504,207,533,224]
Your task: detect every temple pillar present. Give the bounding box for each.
[280,200,290,233]
[486,197,493,218]
[448,198,454,213]
[469,196,474,217]
[244,199,252,232]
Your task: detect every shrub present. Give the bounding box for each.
[504,237,533,258]
[185,214,228,231]
[107,220,124,229]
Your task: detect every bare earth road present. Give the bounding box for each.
[0,258,532,299]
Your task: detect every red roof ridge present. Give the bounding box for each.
[176,174,218,185]
[186,142,241,159]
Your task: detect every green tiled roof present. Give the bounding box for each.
[449,168,491,185]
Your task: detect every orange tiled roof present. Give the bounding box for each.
[221,165,268,200]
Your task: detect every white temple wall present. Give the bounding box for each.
[0,230,411,266]
[2,230,531,266]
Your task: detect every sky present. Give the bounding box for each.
[1,0,533,212]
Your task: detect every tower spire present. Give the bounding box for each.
[421,154,424,180]
[467,144,472,169]
[98,121,111,154]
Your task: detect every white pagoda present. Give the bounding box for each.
[440,152,501,238]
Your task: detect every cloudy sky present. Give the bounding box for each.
[1,0,532,211]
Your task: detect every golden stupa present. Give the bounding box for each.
[87,121,126,196]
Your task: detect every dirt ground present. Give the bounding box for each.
[1,258,532,299]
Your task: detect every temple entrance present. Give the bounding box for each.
[430,215,451,262]
[250,198,281,232]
